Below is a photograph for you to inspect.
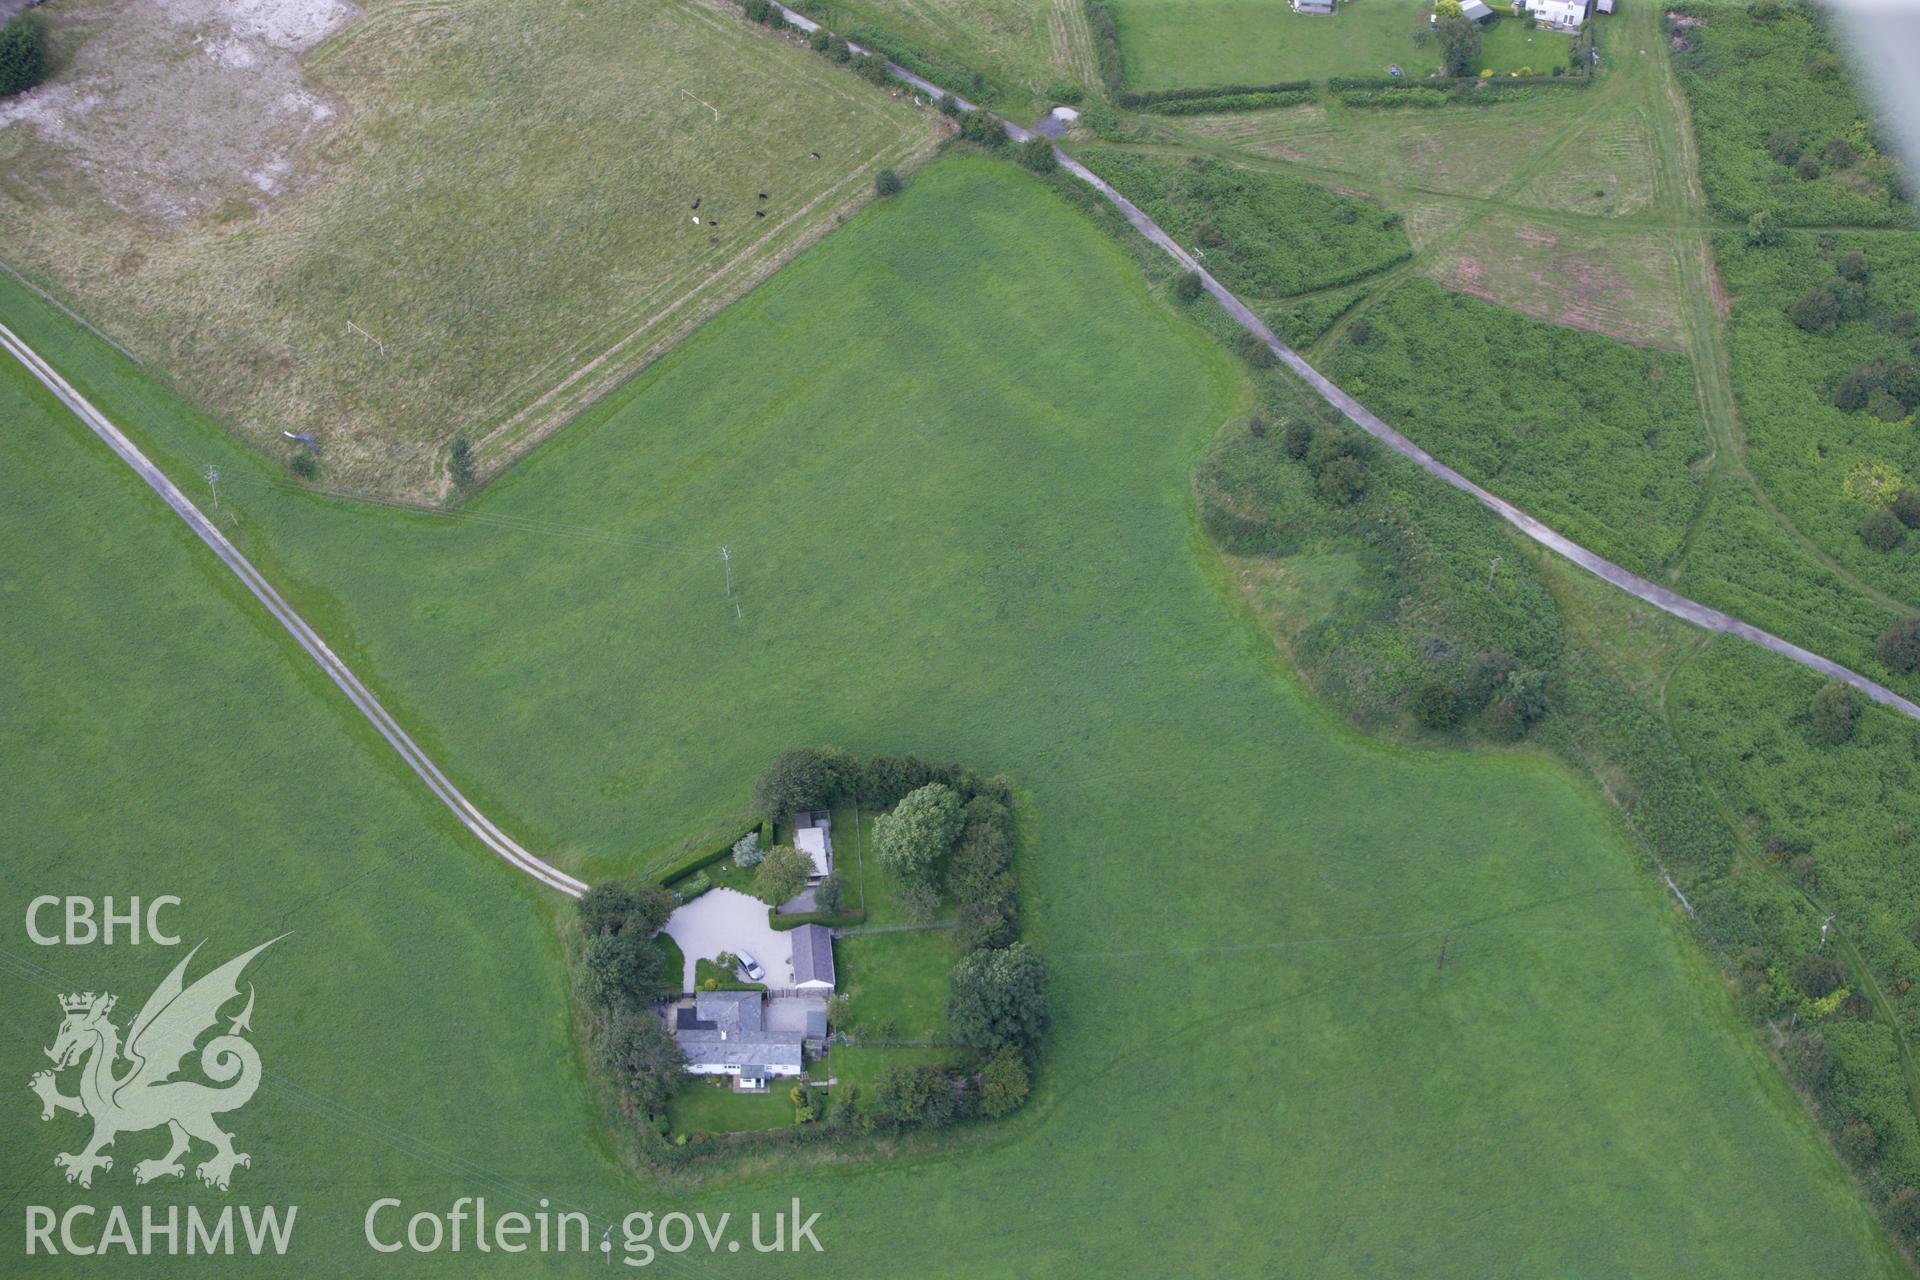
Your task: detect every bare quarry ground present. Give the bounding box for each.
[0,0,354,220]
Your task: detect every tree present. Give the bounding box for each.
[1743,210,1782,247]
[448,436,476,488]
[874,166,904,197]
[1413,679,1460,730]
[1835,363,1881,412]
[1018,136,1057,174]
[578,878,676,938]
[827,35,851,61]
[1825,136,1859,169]
[961,109,1007,148]
[1794,950,1845,999]
[741,0,771,20]
[1461,649,1520,710]
[1435,15,1482,77]
[1794,153,1822,181]
[979,1045,1031,1118]
[1282,418,1316,460]
[0,14,48,98]
[578,931,665,1011]
[1835,250,1869,283]
[732,829,764,868]
[1316,455,1367,505]
[1504,668,1551,723]
[1434,0,1463,16]
[813,872,846,915]
[1879,616,1920,672]
[1786,282,1843,334]
[1892,487,1920,529]
[808,26,830,51]
[869,1063,958,1130]
[874,782,963,884]
[947,942,1050,1050]
[1765,128,1801,165]
[752,746,857,820]
[1888,1187,1920,1244]
[1174,270,1204,304]
[1810,680,1859,745]
[752,844,813,906]
[594,1007,685,1116]
[1236,331,1275,369]
[1861,505,1904,552]
[900,880,943,924]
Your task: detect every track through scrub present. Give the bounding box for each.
[772,0,1920,723]
[0,321,587,899]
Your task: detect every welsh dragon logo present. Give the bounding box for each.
[30,937,284,1191]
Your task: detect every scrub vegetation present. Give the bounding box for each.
[1075,146,1411,299]
[1667,1,1909,226]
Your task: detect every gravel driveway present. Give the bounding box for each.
[660,887,794,991]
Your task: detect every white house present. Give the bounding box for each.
[1522,0,1591,31]
[1291,0,1335,14]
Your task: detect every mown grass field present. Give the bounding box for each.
[1105,0,1434,89]
[0,0,935,499]
[799,0,1099,110]
[2,152,1902,1275]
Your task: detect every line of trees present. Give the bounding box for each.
[574,881,684,1118]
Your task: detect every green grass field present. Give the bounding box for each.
[1106,0,1432,89]
[803,0,1100,111]
[3,151,1903,1274]
[0,0,934,499]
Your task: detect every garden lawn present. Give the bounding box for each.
[837,931,959,1039]
[0,153,1902,1276]
[1106,0,1437,90]
[667,1078,801,1136]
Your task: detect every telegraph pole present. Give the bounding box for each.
[721,546,733,598]
[205,464,220,511]
[1487,555,1502,589]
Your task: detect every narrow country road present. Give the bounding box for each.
[1,321,588,899]
[764,0,1920,722]
[1046,156,1920,721]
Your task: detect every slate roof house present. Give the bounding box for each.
[791,923,836,991]
[673,991,804,1089]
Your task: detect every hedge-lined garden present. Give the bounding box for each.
[572,745,1048,1163]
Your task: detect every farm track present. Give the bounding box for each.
[0,321,588,900]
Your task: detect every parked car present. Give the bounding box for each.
[736,951,765,982]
